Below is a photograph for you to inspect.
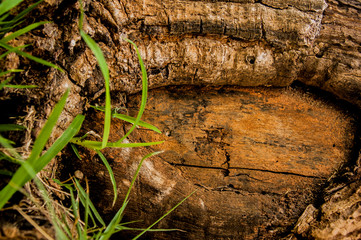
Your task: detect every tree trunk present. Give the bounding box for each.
[8,0,361,239]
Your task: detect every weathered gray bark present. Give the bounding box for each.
[9,0,361,239]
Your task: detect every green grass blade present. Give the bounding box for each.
[0,42,63,71]
[0,114,84,210]
[6,1,43,27]
[27,89,69,164]
[0,44,29,59]
[70,138,164,150]
[0,169,13,176]
[0,21,49,43]
[99,152,161,240]
[120,152,162,218]
[112,112,161,133]
[99,200,129,240]
[33,115,84,171]
[3,84,37,88]
[0,124,26,131]
[117,38,148,143]
[0,69,22,77]
[70,143,82,160]
[70,189,83,238]
[0,12,10,22]
[83,183,90,239]
[0,0,23,16]
[0,76,13,90]
[96,150,117,206]
[91,106,161,134]
[80,30,111,149]
[0,152,22,164]
[132,191,196,240]
[0,134,23,161]
[74,178,106,226]
[115,226,179,232]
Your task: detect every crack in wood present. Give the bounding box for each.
[168,162,324,179]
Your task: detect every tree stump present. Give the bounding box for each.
[5,0,361,239]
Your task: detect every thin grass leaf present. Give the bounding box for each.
[70,138,164,150]
[0,152,23,164]
[0,69,22,77]
[0,124,25,131]
[80,30,110,149]
[0,76,13,89]
[0,21,49,43]
[74,178,106,226]
[83,179,90,239]
[96,150,117,206]
[0,12,10,22]
[132,190,196,240]
[3,84,37,88]
[99,200,129,240]
[117,152,162,222]
[91,106,161,134]
[0,169,13,176]
[99,152,161,240]
[33,114,84,172]
[117,38,148,144]
[115,226,179,232]
[32,181,70,240]
[70,143,82,160]
[0,0,23,16]
[27,89,69,164]
[2,1,43,31]
[0,21,24,33]
[0,114,84,209]
[70,189,83,238]
[0,44,29,59]
[0,134,23,161]
[0,42,63,71]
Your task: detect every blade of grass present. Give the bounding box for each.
[117,38,148,143]
[91,106,161,134]
[96,150,117,206]
[1,1,42,30]
[0,169,13,176]
[70,138,164,150]
[0,152,23,164]
[0,114,84,209]
[27,89,69,164]
[0,44,30,59]
[0,76,13,90]
[80,30,110,149]
[0,0,23,16]
[99,152,161,240]
[83,178,90,239]
[69,189,83,238]
[99,200,129,240]
[0,134,23,161]
[3,84,37,88]
[0,42,63,71]
[132,190,196,240]
[0,12,10,23]
[0,69,22,77]
[0,21,49,43]
[74,178,106,226]
[70,143,82,160]
[0,124,26,131]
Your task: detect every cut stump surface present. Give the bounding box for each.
[79,86,358,239]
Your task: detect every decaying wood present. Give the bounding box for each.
[68,86,358,239]
[6,0,361,239]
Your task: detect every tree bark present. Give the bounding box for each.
[8,0,361,239]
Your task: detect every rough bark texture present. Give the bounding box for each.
[5,0,361,239]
